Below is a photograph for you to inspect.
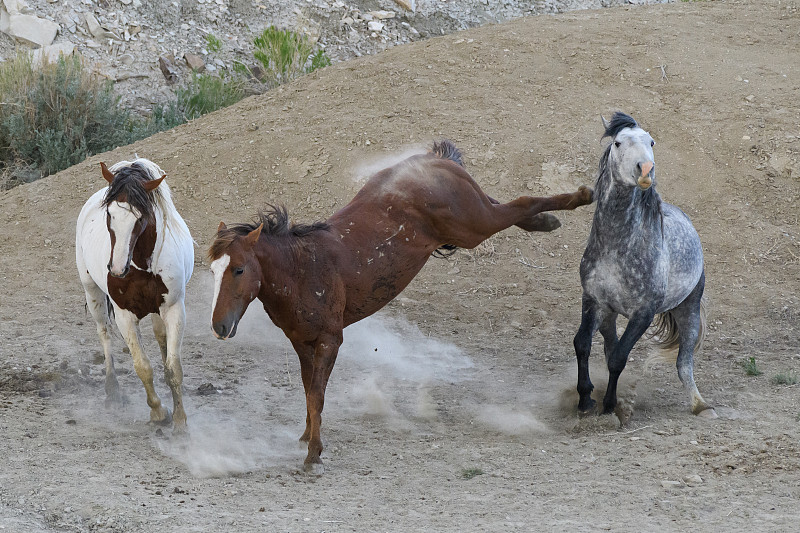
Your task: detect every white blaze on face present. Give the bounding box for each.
[210,254,231,321]
[107,201,141,275]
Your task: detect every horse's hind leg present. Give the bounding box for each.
[81,283,124,406]
[115,309,171,425]
[672,275,716,418]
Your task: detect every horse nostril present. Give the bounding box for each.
[213,323,227,338]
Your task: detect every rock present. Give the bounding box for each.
[661,480,682,489]
[394,0,416,11]
[184,52,205,71]
[84,13,118,40]
[31,42,74,64]
[196,383,218,395]
[369,10,396,20]
[0,5,60,47]
[118,53,134,66]
[158,55,178,84]
[367,21,384,32]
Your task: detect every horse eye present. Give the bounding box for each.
[232,267,244,276]
[650,140,655,147]
[614,141,621,148]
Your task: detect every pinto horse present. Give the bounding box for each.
[76,159,194,428]
[209,141,594,472]
[573,113,716,418]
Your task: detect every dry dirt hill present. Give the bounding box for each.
[1,0,800,531]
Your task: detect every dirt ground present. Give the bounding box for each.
[2,0,800,531]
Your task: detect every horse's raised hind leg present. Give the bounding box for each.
[573,296,600,413]
[512,186,594,232]
[304,332,342,474]
[290,340,315,443]
[115,309,171,425]
[672,276,717,418]
[161,305,188,429]
[602,311,653,415]
[83,286,124,406]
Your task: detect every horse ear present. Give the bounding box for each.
[244,223,263,248]
[601,115,610,130]
[100,162,114,184]
[143,175,165,192]
[217,221,227,233]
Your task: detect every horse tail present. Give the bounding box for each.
[646,297,707,365]
[431,140,464,167]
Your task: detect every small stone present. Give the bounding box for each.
[367,21,384,32]
[683,474,703,486]
[119,53,134,66]
[661,480,682,489]
[370,10,396,20]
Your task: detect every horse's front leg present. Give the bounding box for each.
[115,309,171,425]
[304,332,342,474]
[573,296,600,412]
[161,304,187,429]
[290,340,315,443]
[602,311,653,415]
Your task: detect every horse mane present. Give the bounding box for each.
[102,158,191,243]
[431,139,464,168]
[602,111,639,139]
[208,206,329,260]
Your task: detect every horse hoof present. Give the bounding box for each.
[577,398,596,415]
[149,408,173,427]
[303,462,325,476]
[579,185,595,204]
[696,407,718,419]
[104,393,128,408]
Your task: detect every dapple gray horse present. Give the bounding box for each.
[573,112,716,418]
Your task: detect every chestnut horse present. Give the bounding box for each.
[76,159,194,429]
[209,141,593,472]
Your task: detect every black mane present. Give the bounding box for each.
[102,163,159,221]
[236,206,329,237]
[602,112,639,140]
[209,205,329,260]
[432,139,464,168]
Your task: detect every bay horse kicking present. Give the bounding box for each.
[209,140,594,472]
[573,112,716,419]
[76,159,194,429]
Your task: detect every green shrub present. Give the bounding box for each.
[252,26,330,87]
[205,33,224,53]
[175,71,245,120]
[740,357,763,377]
[771,372,798,386]
[0,53,137,181]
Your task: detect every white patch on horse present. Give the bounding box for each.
[210,254,231,319]
[107,201,141,276]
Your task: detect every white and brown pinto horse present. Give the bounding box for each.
[76,159,194,428]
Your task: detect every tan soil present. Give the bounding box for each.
[1,0,799,531]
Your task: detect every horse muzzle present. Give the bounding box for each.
[108,263,130,278]
[637,175,653,190]
[212,318,238,340]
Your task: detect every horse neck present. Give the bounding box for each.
[592,178,663,241]
[252,234,313,298]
